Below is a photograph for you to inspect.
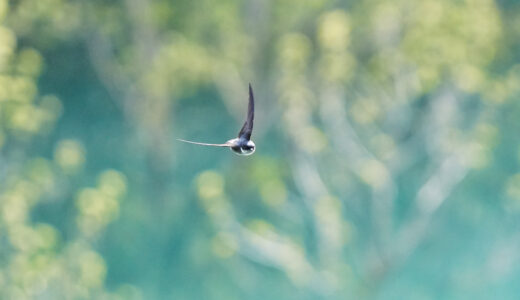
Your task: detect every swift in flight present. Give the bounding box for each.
[178,84,256,156]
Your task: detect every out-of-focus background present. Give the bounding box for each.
[1,0,519,299]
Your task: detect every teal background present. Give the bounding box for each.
[1,0,520,299]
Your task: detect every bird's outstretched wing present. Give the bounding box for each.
[238,83,254,140]
[177,139,231,147]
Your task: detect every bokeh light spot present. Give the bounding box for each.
[318,10,350,51]
[360,159,390,189]
[196,171,225,200]
[98,170,127,199]
[300,126,327,154]
[16,48,43,77]
[54,139,86,174]
[79,251,107,288]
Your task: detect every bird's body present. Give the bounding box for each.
[177,84,256,156]
[228,137,256,156]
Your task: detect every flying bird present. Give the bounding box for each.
[177,83,256,156]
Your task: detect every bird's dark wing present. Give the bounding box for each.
[238,83,254,140]
[177,139,231,147]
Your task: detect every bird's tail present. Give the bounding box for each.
[177,139,231,147]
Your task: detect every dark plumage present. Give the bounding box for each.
[177,83,256,156]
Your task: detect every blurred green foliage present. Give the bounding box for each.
[1,0,520,299]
